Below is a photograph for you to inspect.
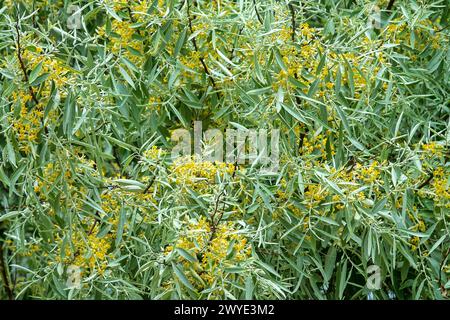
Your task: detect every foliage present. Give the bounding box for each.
[0,0,449,300]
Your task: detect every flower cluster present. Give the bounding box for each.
[57,228,113,276]
[9,92,44,153]
[165,217,251,293]
[170,156,235,191]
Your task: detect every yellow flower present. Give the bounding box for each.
[359,161,381,184]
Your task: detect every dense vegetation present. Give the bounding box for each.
[0,0,449,300]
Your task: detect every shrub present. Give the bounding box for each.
[0,0,448,300]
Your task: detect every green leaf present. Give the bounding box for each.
[174,27,187,57]
[118,65,135,89]
[338,259,348,299]
[324,246,337,282]
[245,276,253,300]
[334,104,351,135]
[175,248,197,263]
[115,207,126,247]
[29,61,43,84]
[172,263,196,291]
[0,211,21,222]
[30,73,50,86]
[428,235,447,255]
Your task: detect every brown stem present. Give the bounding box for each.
[386,0,396,11]
[88,220,98,236]
[286,1,309,150]
[436,25,449,33]
[87,212,101,236]
[78,123,106,141]
[252,0,263,25]
[229,26,244,60]
[0,242,14,300]
[186,0,220,97]
[418,173,433,189]
[126,6,136,23]
[112,146,123,171]
[298,131,306,149]
[15,22,39,105]
[439,247,450,294]
[207,156,239,244]
[143,159,161,193]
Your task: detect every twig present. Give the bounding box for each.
[436,25,449,33]
[15,21,39,105]
[178,0,186,11]
[207,155,239,243]
[126,6,136,23]
[185,0,221,102]
[286,2,309,150]
[87,212,102,236]
[252,0,263,25]
[112,146,123,171]
[143,159,162,193]
[288,2,297,42]
[0,241,14,300]
[298,131,306,149]
[229,26,245,60]
[386,0,396,11]
[78,123,106,142]
[418,173,433,189]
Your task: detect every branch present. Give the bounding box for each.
[418,172,433,189]
[112,146,124,172]
[229,26,245,60]
[439,247,450,294]
[126,6,136,23]
[88,165,160,236]
[143,159,162,193]
[286,2,308,150]
[0,241,14,300]
[386,0,396,11]
[15,21,39,105]
[252,0,263,25]
[436,24,449,33]
[207,154,239,243]
[186,0,219,95]
[87,212,102,236]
